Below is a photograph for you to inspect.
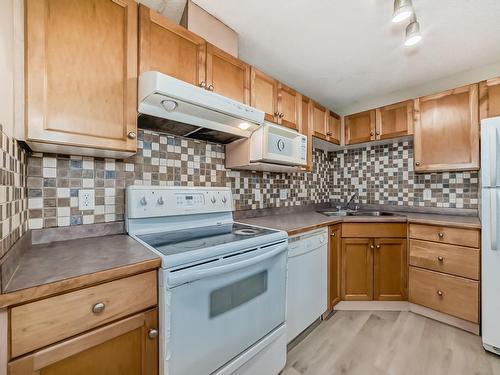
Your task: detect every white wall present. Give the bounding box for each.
[337,61,500,115]
[0,0,15,138]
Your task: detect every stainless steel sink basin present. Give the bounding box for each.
[318,210,401,217]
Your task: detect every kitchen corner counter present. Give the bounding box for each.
[0,224,160,308]
[238,210,481,236]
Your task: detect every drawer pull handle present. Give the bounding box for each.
[437,256,444,262]
[437,290,443,297]
[148,329,159,339]
[438,232,444,239]
[92,302,106,314]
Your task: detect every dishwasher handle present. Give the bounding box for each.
[167,242,287,287]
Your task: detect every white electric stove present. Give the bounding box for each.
[126,186,288,375]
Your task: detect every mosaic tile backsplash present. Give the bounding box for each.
[330,140,479,209]
[26,130,480,230]
[27,130,332,229]
[0,126,28,258]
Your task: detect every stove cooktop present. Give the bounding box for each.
[137,223,279,257]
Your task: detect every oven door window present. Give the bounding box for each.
[210,270,267,318]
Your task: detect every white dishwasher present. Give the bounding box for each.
[286,227,328,343]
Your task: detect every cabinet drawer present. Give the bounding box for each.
[410,239,480,280]
[409,267,479,323]
[409,224,480,248]
[342,223,407,238]
[11,271,157,358]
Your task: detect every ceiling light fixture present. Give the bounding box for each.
[392,0,414,23]
[404,17,422,46]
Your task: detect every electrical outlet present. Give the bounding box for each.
[79,189,95,210]
[279,189,289,200]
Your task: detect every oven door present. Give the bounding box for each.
[164,241,287,375]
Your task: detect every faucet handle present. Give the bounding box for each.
[336,205,342,211]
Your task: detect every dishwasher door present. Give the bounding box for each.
[286,228,328,343]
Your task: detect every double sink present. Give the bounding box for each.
[318,210,402,217]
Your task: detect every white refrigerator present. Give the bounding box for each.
[482,116,500,354]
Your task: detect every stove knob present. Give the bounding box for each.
[211,196,217,204]
[222,196,227,204]
[140,197,148,206]
[157,197,164,205]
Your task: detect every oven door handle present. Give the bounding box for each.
[167,242,287,287]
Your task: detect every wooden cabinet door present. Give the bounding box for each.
[206,44,250,104]
[341,238,373,301]
[277,83,300,130]
[26,0,138,153]
[327,111,341,144]
[479,77,500,119]
[374,238,407,301]
[328,225,342,309]
[345,110,376,145]
[375,100,414,140]
[300,96,313,170]
[312,102,328,140]
[414,84,479,172]
[139,4,206,87]
[250,68,278,122]
[9,309,158,375]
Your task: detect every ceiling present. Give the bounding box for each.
[192,0,500,114]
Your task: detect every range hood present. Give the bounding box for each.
[138,71,265,143]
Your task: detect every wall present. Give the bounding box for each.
[27,130,332,229]
[0,126,28,258]
[0,0,15,139]
[330,139,479,209]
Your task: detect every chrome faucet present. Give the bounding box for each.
[344,193,358,211]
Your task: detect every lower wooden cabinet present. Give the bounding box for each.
[374,238,407,300]
[9,308,159,375]
[341,238,374,301]
[328,225,342,309]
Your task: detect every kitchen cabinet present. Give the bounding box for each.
[345,110,376,145]
[327,111,341,145]
[139,4,206,87]
[250,68,279,122]
[341,238,374,301]
[328,225,342,309]
[479,77,500,119]
[414,84,479,172]
[25,0,138,157]
[312,102,329,140]
[375,100,414,140]
[206,44,250,104]
[277,83,300,130]
[9,309,158,375]
[373,238,407,301]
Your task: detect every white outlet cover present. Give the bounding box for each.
[79,189,95,210]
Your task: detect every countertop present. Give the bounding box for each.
[0,226,160,308]
[239,210,481,236]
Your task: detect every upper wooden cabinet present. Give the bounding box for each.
[139,4,205,87]
[250,68,278,122]
[374,238,407,301]
[277,83,300,130]
[312,102,329,140]
[479,77,500,120]
[375,100,414,140]
[345,110,376,145]
[25,0,138,157]
[327,111,341,145]
[414,84,479,172]
[206,44,250,104]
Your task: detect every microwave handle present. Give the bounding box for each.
[167,242,287,286]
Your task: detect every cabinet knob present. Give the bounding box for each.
[437,256,444,262]
[438,232,444,239]
[331,232,336,237]
[148,329,158,339]
[274,111,280,117]
[415,161,420,166]
[92,302,105,314]
[199,81,206,88]
[127,131,136,139]
[326,132,332,136]
[376,245,381,249]
[376,131,380,135]
[370,131,374,136]
[208,84,214,91]
[437,290,444,297]
[280,112,285,118]
[370,245,375,249]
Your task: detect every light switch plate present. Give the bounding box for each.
[79,189,95,210]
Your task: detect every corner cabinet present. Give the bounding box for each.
[25,0,138,157]
[479,77,500,120]
[414,84,479,172]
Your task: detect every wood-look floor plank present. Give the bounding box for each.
[284,311,500,375]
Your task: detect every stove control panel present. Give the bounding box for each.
[127,186,233,218]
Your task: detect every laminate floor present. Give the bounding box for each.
[283,311,500,375]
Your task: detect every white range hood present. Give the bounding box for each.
[138,71,265,143]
